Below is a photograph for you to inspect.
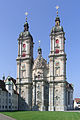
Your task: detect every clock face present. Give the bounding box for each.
[55,49,59,54]
[56,39,59,44]
[22,53,26,57]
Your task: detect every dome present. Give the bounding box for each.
[51,26,63,34]
[55,16,60,23]
[19,31,32,38]
[19,17,32,39]
[50,14,64,35]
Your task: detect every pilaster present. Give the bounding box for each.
[40,82,45,111]
[48,83,54,111]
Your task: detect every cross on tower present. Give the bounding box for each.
[56,6,59,16]
[25,12,28,22]
[39,40,40,47]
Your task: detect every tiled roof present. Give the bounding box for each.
[66,81,73,90]
[14,90,19,95]
[11,77,16,84]
[6,76,16,84]
[74,98,80,103]
[0,80,8,92]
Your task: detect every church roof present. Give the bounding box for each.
[5,76,16,85]
[0,80,8,92]
[66,81,73,90]
[33,55,48,70]
[33,46,48,70]
[74,98,80,104]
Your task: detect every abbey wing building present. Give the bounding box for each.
[16,12,73,111]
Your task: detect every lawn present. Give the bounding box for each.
[1,111,80,120]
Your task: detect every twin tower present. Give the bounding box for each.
[16,11,73,111]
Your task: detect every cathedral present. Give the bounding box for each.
[16,8,73,111]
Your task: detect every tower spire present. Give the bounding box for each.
[55,6,60,26]
[39,40,40,48]
[38,40,42,55]
[25,12,28,22]
[24,12,29,32]
[56,6,59,16]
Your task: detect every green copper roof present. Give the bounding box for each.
[51,26,63,34]
[19,31,32,38]
[5,81,12,85]
[55,16,60,22]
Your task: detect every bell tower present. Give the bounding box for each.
[49,6,67,111]
[16,12,33,110]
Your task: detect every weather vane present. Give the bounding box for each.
[25,12,28,22]
[39,40,40,47]
[56,6,59,16]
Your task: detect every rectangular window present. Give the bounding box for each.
[9,106,11,109]
[15,106,17,109]
[9,93,11,97]
[6,92,7,97]
[2,106,4,109]
[9,99,11,103]
[5,106,7,109]
[9,85,11,90]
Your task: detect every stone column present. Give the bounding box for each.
[48,83,54,111]
[19,60,21,95]
[18,40,20,57]
[25,84,32,110]
[60,83,67,111]
[50,36,54,54]
[33,82,36,106]
[19,41,21,57]
[67,91,68,109]
[40,82,45,111]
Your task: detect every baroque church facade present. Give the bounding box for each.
[16,10,73,111]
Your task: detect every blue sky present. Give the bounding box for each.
[0,0,80,98]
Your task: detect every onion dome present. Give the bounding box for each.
[38,47,42,55]
[50,6,64,35]
[51,25,63,34]
[19,12,32,39]
[55,16,60,25]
